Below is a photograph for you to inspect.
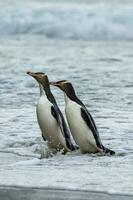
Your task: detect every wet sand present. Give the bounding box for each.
[0,186,133,200]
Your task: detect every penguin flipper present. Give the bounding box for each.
[81,108,102,149]
[51,106,65,135]
[81,108,115,155]
[58,113,79,151]
[51,106,77,151]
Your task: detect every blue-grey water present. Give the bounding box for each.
[0,0,133,196]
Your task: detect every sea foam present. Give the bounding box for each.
[1,1,133,40]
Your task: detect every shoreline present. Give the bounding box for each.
[0,186,133,200]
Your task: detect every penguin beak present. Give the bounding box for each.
[27,71,41,83]
[27,71,48,85]
[27,71,36,78]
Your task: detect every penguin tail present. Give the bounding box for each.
[102,146,115,155]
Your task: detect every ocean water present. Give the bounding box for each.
[1,0,133,39]
[0,0,133,196]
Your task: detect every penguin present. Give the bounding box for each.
[27,72,77,154]
[50,80,115,155]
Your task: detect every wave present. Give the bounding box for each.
[1,2,133,40]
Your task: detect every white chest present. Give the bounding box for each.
[65,100,98,153]
[37,96,54,131]
[36,95,66,149]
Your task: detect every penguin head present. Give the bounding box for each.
[27,71,49,85]
[50,80,70,91]
[50,80,76,98]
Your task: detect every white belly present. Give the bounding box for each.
[36,96,67,150]
[65,100,99,153]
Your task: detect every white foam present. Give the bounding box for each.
[0,1,133,40]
